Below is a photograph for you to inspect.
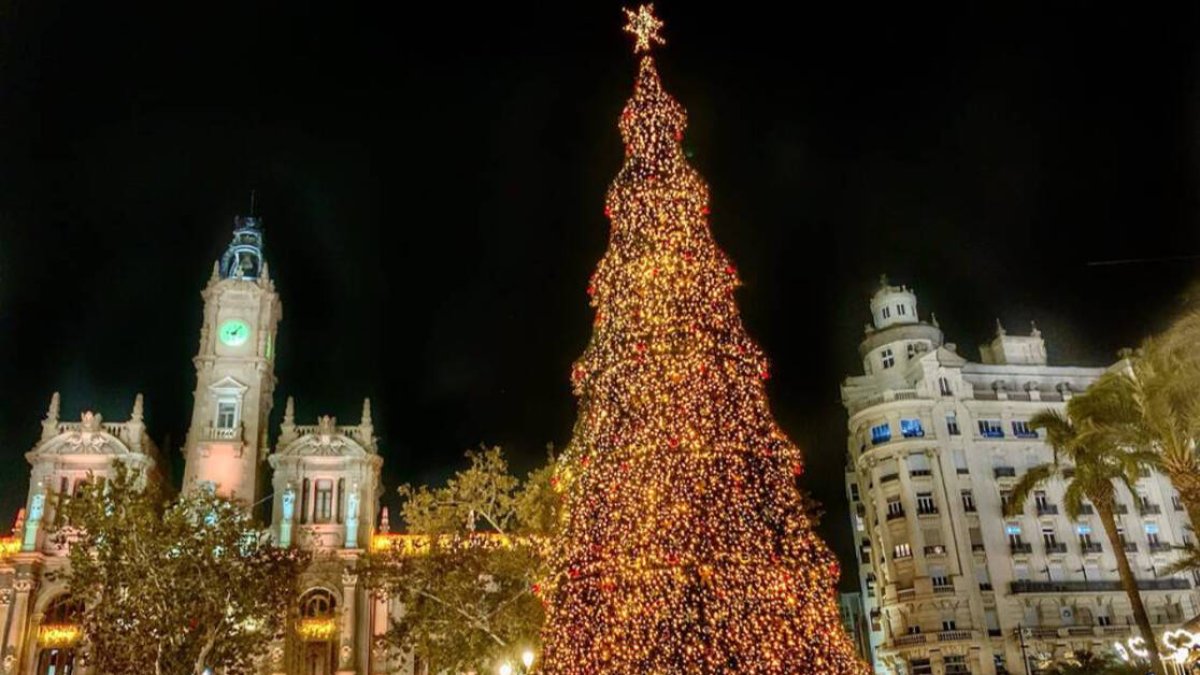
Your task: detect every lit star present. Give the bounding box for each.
[623,4,665,54]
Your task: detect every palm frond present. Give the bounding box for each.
[1005,464,1056,517]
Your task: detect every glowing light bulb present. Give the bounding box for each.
[522,650,535,669]
[499,663,513,675]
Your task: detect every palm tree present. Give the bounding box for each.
[1116,312,1200,530]
[1006,382,1165,675]
[1040,650,1148,675]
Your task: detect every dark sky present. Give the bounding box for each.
[2,2,1200,583]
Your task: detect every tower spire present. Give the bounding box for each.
[218,209,266,280]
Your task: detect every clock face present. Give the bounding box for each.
[218,319,251,347]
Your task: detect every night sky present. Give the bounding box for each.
[2,3,1200,584]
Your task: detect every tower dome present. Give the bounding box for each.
[869,275,919,329]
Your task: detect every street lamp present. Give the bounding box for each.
[523,650,535,670]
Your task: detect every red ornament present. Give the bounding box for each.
[792,463,805,477]
[725,264,736,275]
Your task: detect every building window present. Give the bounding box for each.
[849,483,860,501]
[1174,494,1185,511]
[897,304,907,316]
[314,480,334,523]
[938,377,952,396]
[917,492,936,515]
[893,543,912,559]
[941,618,957,631]
[1005,524,1024,546]
[1077,523,1095,547]
[882,306,891,319]
[881,348,895,369]
[336,478,345,524]
[978,420,1004,438]
[962,490,976,512]
[1042,525,1058,547]
[871,423,891,445]
[300,478,310,524]
[900,418,924,438]
[1145,522,1161,546]
[1012,420,1037,438]
[216,401,238,429]
[887,498,904,518]
[1034,490,1051,513]
[946,413,960,436]
[909,658,933,675]
[944,656,969,675]
[1000,490,1013,511]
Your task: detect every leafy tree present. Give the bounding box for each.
[60,464,308,675]
[1005,381,1166,675]
[360,446,558,674]
[1039,650,1149,675]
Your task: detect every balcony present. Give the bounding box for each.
[988,628,1003,637]
[924,545,947,557]
[937,630,973,643]
[887,510,906,522]
[994,466,1017,478]
[1045,542,1067,554]
[1139,503,1162,516]
[881,473,900,484]
[1079,504,1095,515]
[933,584,955,595]
[917,507,939,517]
[1010,578,1191,594]
[1036,504,1059,516]
[1082,542,1103,554]
[1149,542,1173,554]
[910,469,932,477]
[979,582,994,591]
[893,633,927,647]
[200,424,242,441]
[1124,542,1138,553]
[972,543,986,553]
[963,503,977,513]
[1010,542,1033,554]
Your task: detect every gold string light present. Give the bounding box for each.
[540,5,869,674]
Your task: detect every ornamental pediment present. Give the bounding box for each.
[208,376,249,395]
[276,427,369,459]
[31,413,132,458]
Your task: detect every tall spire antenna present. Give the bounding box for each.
[249,189,257,216]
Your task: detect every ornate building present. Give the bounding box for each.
[0,215,410,675]
[841,278,1200,675]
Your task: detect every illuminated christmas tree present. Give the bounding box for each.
[540,6,869,674]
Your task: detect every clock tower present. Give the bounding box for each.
[182,214,282,504]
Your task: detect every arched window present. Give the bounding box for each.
[37,595,83,675]
[298,590,338,675]
[301,589,337,619]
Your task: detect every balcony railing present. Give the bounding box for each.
[979,582,994,591]
[1149,542,1173,554]
[933,583,955,595]
[881,473,900,484]
[994,467,1017,478]
[1045,542,1067,554]
[200,424,242,441]
[924,545,947,557]
[1010,578,1191,594]
[1036,504,1059,516]
[1010,542,1033,554]
[893,633,927,647]
[917,507,939,516]
[1082,542,1103,554]
[1115,504,1129,515]
[887,510,906,522]
[963,504,977,513]
[1140,503,1162,516]
[972,543,986,553]
[937,630,973,643]
[1124,542,1138,553]
[909,469,932,477]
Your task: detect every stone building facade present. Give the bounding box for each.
[0,215,411,675]
[841,278,1199,675]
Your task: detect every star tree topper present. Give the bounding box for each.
[623,4,665,54]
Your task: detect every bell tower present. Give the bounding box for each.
[182,214,282,503]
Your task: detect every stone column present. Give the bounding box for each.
[338,570,358,674]
[5,578,34,675]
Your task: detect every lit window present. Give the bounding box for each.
[978,420,1004,438]
[216,401,238,429]
[893,543,912,559]
[900,419,924,438]
[871,423,891,445]
[314,480,334,523]
[1012,421,1037,438]
[881,348,895,369]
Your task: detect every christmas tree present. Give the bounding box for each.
[540,6,868,674]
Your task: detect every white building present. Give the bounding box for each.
[841,277,1199,675]
[0,214,411,675]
